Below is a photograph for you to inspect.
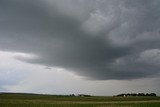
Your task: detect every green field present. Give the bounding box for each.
[0,93,160,107]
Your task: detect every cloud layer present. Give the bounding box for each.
[0,0,160,80]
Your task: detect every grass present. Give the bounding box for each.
[0,93,160,107]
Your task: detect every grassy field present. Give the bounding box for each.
[0,93,160,107]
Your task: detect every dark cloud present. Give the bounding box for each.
[0,0,160,80]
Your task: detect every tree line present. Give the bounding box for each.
[116,93,156,97]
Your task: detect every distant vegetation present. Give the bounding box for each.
[0,93,160,107]
[116,93,157,97]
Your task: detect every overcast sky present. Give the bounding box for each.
[0,0,160,96]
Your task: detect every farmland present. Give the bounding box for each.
[0,93,160,107]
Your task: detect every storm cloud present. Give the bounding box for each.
[0,0,160,80]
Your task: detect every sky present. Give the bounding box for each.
[0,0,160,96]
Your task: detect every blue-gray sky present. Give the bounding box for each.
[0,0,160,96]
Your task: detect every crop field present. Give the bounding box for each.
[0,93,160,107]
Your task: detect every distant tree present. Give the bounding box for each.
[116,93,157,97]
[78,94,91,97]
[70,94,75,96]
[150,93,156,96]
[131,93,137,96]
[138,93,145,96]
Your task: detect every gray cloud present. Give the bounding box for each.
[0,0,160,80]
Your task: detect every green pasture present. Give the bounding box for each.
[0,93,160,107]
